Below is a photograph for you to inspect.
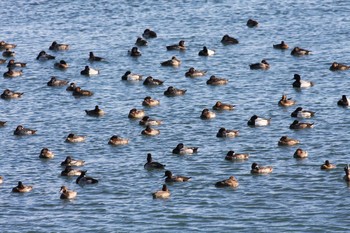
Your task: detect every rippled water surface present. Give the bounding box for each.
[1,0,350,232]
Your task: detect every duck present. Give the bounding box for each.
[160,56,181,66]
[36,50,55,60]
[47,76,68,87]
[7,59,26,68]
[60,156,85,167]
[338,95,350,107]
[0,121,6,127]
[60,186,77,199]
[14,125,36,136]
[249,59,270,70]
[166,40,186,50]
[225,151,249,161]
[144,153,166,170]
[39,148,54,159]
[320,160,336,170]
[206,75,228,85]
[143,76,164,86]
[216,128,239,138]
[108,135,129,145]
[164,170,191,183]
[278,95,296,107]
[215,176,239,188]
[278,136,300,146]
[141,125,160,136]
[291,107,315,118]
[291,47,311,56]
[0,58,6,64]
[12,181,33,193]
[343,165,350,182]
[129,47,141,57]
[2,48,15,57]
[49,41,69,51]
[292,74,314,88]
[329,62,350,71]
[293,148,308,158]
[76,170,98,185]
[128,108,145,119]
[89,52,105,61]
[121,71,143,81]
[54,60,69,69]
[65,133,86,143]
[72,87,93,96]
[221,34,239,45]
[135,37,148,46]
[247,19,259,27]
[164,86,186,96]
[61,166,82,176]
[200,108,216,119]
[142,28,157,39]
[251,162,273,174]
[289,120,314,129]
[198,46,215,56]
[247,115,271,127]
[152,184,170,199]
[80,65,99,75]
[273,41,289,49]
[185,67,207,77]
[172,143,198,155]
[3,68,23,78]
[85,105,105,117]
[139,116,162,126]
[1,89,23,99]
[0,41,17,49]
[142,96,160,107]
[66,82,77,91]
[212,101,235,110]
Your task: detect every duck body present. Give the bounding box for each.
[65,133,86,143]
[215,176,239,188]
[221,34,239,45]
[60,186,77,199]
[278,95,296,107]
[216,128,239,138]
[144,153,165,170]
[39,148,54,159]
[36,50,55,60]
[2,48,15,57]
[108,135,129,145]
[329,62,350,71]
[54,60,69,69]
[185,67,206,77]
[1,89,23,99]
[89,52,104,61]
[273,41,289,49]
[143,76,164,86]
[85,105,105,117]
[49,41,69,51]
[247,115,271,127]
[164,86,186,96]
[129,47,141,57]
[141,126,160,136]
[172,143,198,155]
[12,181,33,193]
[291,47,311,56]
[61,166,82,176]
[76,171,98,185]
[225,151,249,161]
[278,136,300,146]
[251,163,273,174]
[200,109,216,119]
[293,148,308,158]
[338,95,350,107]
[142,96,160,107]
[14,125,36,136]
[320,160,336,170]
[292,74,314,88]
[247,19,259,27]
[142,29,157,39]
[249,60,270,70]
[161,56,181,66]
[47,76,68,87]
[121,71,142,81]
[212,101,234,110]
[164,170,191,182]
[80,66,99,76]
[198,46,215,56]
[128,108,145,119]
[152,184,170,199]
[139,116,162,126]
[206,75,228,85]
[166,40,185,50]
[3,68,22,78]
[289,120,314,129]
[7,59,26,68]
[135,37,148,46]
[72,87,93,96]
[60,156,85,167]
[291,107,315,118]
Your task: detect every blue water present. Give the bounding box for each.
[1,0,350,232]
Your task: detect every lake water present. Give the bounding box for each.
[1,0,350,232]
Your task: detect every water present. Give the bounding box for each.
[1,0,350,232]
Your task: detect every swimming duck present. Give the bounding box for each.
[247,115,271,127]
[139,116,162,126]
[54,60,69,69]
[216,128,239,138]
[65,133,86,143]
[0,59,6,64]
[198,46,215,56]
[47,76,69,87]
[7,59,26,68]
[293,148,308,158]
[76,170,98,185]
[200,108,216,119]
[85,105,105,117]
[60,186,77,199]
[164,170,191,183]
[273,41,289,49]
[142,28,157,39]
[80,65,99,76]
[249,59,270,70]
[289,120,314,129]
[129,47,141,57]
[160,56,181,66]
[278,136,300,146]
[329,62,350,71]
[39,147,54,159]
[164,86,186,96]
[0,121,6,127]
[185,67,207,77]
[60,156,85,167]
[225,151,249,161]
[152,184,170,199]
[72,87,93,96]
[89,52,105,62]
[142,96,160,107]
[14,125,36,136]
[291,47,311,56]
[61,166,82,176]
[338,95,350,107]
[278,95,296,107]
[172,143,198,155]
[143,76,164,86]
[135,37,148,46]
[66,82,77,91]
[215,176,239,188]
[320,160,336,170]
[212,101,235,110]
[292,74,314,88]
[3,68,22,78]
[2,48,15,57]
[291,107,315,118]
[144,153,166,170]
[343,165,350,182]
[36,50,55,60]
[108,135,129,145]
[141,125,160,136]
[49,41,69,51]
[247,19,259,27]
[1,89,23,99]
[251,162,273,174]
[166,40,186,50]
[128,108,145,119]
[221,34,239,45]
[0,41,17,49]
[12,181,33,193]
[206,75,228,85]
[121,71,143,81]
